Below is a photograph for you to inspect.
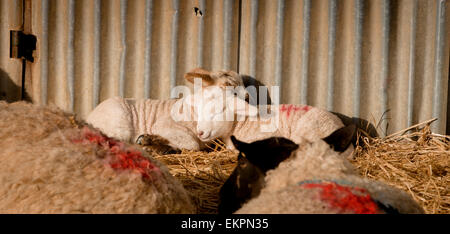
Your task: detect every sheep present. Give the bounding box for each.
[218,136,300,214]
[185,76,346,153]
[86,68,248,151]
[198,68,379,139]
[186,69,379,152]
[0,101,195,214]
[86,97,203,150]
[190,68,379,140]
[224,127,424,214]
[218,125,356,214]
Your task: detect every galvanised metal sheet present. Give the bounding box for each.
[28,0,240,118]
[238,0,449,135]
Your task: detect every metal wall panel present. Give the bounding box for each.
[16,0,450,135]
[239,0,450,135]
[0,0,23,102]
[28,0,240,118]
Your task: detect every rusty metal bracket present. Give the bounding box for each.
[10,30,37,62]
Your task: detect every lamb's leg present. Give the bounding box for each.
[223,136,238,153]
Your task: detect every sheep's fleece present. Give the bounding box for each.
[0,101,195,214]
[236,140,424,214]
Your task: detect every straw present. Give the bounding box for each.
[141,119,449,214]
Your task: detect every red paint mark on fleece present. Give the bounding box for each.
[72,127,160,181]
[279,104,311,118]
[302,182,380,214]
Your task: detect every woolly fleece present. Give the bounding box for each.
[236,140,424,214]
[0,101,195,214]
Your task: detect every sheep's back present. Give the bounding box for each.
[246,140,424,214]
[233,105,345,147]
[287,106,344,143]
[0,101,195,214]
[0,101,77,146]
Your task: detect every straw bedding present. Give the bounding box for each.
[150,141,236,214]
[144,120,449,214]
[352,120,449,214]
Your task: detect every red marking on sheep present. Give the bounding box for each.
[301,105,311,112]
[72,127,161,181]
[301,182,380,214]
[279,104,310,118]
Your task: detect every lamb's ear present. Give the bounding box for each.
[227,96,259,117]
[322,124,357,152]
[184,68,215,86]
[230,136,249,152]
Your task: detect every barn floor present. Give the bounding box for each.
[144,122,449,214]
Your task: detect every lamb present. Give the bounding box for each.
[189,74,383,156]
[186,74,346,153]
[0,101,195,213]
[223,127,424,214]
[86,68,248,151]
[218,136,300,214]
[219,125,356,214]
[86,97,202,150]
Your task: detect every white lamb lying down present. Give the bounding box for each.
[86,97,202,150]
[185,74,347,153]
[219,126,424,214]
[86,68,247,151]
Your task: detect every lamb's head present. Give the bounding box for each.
[184,68,259,141]
[218,136,299,214]
[230,136,299,172]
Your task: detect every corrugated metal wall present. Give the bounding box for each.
[1,0,449,135]
[239,0,450,135]
[27,0,240,118]
[0,0,23,102]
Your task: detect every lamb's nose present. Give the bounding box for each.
[198,131,204,137]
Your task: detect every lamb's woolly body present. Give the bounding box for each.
[0,101,195,214]
[224,105,347,152]
[236,140,424,214]
[86,97,201,150]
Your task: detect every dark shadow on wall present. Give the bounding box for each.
[0,68,31,103]
[241,75,272,106]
